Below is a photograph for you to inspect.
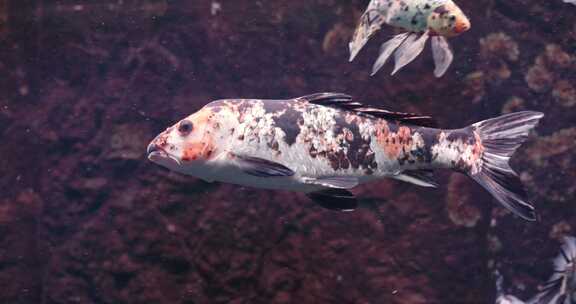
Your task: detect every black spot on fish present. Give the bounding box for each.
[416,127,440,164]
[446,128,473,144]
[387,121,400,133]
[330,114,376,171]
[434,5,449,16]
[263,100,302,146]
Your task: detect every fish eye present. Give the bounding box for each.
[178,120,193,135]
[449,15,456,21]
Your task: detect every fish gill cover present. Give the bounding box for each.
[0,0,574,303]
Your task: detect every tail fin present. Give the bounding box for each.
[469,111,544,221]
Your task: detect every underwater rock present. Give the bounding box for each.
[105,124,151,160]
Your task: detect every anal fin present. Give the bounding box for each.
[307,188,358,212]
[392,170,438,188]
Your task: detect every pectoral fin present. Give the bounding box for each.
[371,33,410,76]
[307,188,358,212]
[233,154,294,177]
[392,170,438,188]
[391,31,430,76]
[302,176,359,189]
[431,36,453,78]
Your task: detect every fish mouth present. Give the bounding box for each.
[147,143,182,166]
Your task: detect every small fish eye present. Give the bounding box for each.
[178,120,193,135]
[449,15,456,21]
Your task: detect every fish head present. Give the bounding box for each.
[147,107,217,175]
[427,2,470,37]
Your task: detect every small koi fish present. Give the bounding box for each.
[495,270,526,304]
[148,93,541,220]
[349,0,470,77]
[494,236,576,304]
[530,236,576,304]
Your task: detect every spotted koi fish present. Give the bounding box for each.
[147,93,542,220]
[529,236,576,304]
[495,236,576,304]
[349,0,470,77]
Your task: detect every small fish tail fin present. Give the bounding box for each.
[554,236,576,272]
[468,111,544,221]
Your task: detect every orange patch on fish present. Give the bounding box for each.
[454,17,470,34]
[182,142,214,161]
[182,134,216,161]
[471,131,484,161]
[181,107,217,162]
[375,123,413,159]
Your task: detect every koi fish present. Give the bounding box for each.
[349,0,470,77]
[529,236,576,304]
[493,236,576,304]
[495,270,526,304]
[147,93,541,220]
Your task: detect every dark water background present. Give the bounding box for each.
[0,0,575,303]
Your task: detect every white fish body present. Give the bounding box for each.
[148,93,542,217]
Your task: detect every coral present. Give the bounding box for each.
[501,96,526,114]
[445,173,483,228]
[463,32,520,103]
[478,32,519,84]
[525,44,576,107]
[521,128,576,203]
[479,33,520,62]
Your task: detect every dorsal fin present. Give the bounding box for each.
[297,93,438,128]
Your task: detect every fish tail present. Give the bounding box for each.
[554,236,576,274]
[467,111,544,221]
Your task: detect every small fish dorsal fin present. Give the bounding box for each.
[298,93,438,128]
